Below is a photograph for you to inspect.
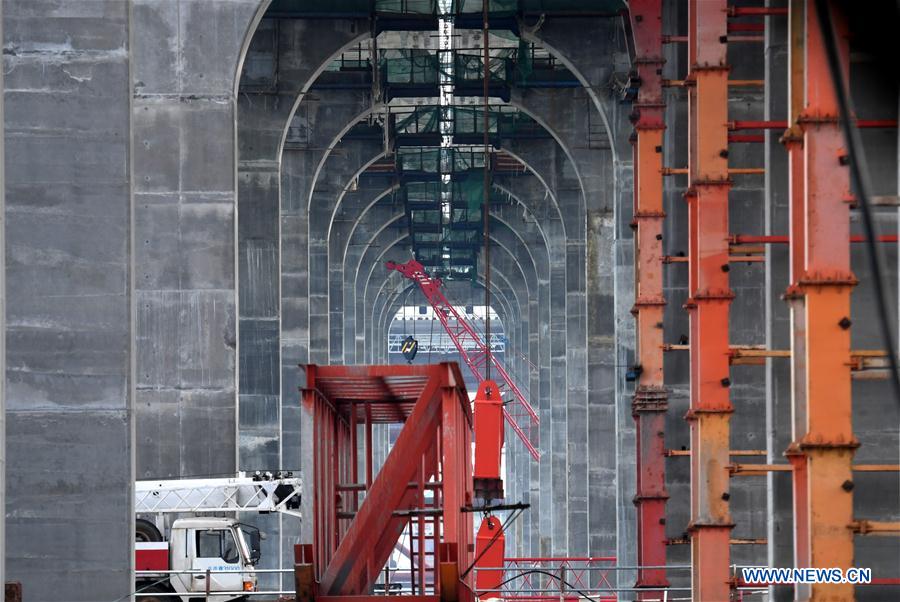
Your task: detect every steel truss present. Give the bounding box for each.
[386,259,540,460]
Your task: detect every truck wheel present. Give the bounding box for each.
[135,518,163,542]
[139,585,171,602]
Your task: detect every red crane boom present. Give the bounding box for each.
[386,259,540,460]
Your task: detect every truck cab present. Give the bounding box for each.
[137,517,260,602]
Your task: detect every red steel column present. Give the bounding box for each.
[629,1,669,598]
[788,2,858,600]
[686,2,734,600]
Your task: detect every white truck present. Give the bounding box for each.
[134,472,302,602]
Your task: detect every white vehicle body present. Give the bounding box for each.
[135,473,301,602]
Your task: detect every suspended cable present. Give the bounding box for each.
[482,0,492,383]
[814,0,900,404]
[460,506,524,578]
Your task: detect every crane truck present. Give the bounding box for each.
[134,471,302,602]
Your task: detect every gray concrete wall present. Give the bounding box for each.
[3,1,133,598]
[0,0,6,587]
[132,0,266,481]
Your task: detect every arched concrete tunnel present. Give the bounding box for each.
[1,0,899,600]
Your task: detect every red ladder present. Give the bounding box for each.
[386,259,540,460]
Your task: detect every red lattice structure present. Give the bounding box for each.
[296,363,477,602]
[386,259,540,460]
[479,557,617,602]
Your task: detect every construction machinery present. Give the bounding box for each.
[386,259,540,460]
[293,363,522,602]
[134,472,302,601]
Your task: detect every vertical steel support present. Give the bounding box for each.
[782,4,811,599]
[629,1,669,598]
[350,402,358,513]
[365,404,374,490]
[686,2,734,600]
[787,2,858,599]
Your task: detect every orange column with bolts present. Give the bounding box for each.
[629,1,669,599]
[788,2,858,600]
[685,1,734,600]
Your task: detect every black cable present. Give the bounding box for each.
[477,567,609,602]
[814,0,900,405]
[109,576,171,602]
[459,507,523,578]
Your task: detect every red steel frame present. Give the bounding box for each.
[299,363,475,601]
[685,1,734,600]
[501,557,616,601]
[386,259,541,460]
[628,0,669,599]
[785,2,858,600]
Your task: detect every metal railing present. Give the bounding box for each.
[135,568,294,599]
[134,563,780,600]
[472,560,693,602]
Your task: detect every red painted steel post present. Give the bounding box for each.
[686,1,734,600]
[786,2,858,600]
[350,401,358,512]
[628,1,670,598]
[474,516,505,596]
[473,380,504,501]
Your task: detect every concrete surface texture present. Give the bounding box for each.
[1,0,898,600]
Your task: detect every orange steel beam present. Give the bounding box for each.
[666,449,767,457]
[668,538,768,545]
[628,2,669,598]
[730,464,899,475]
[663,167,766,175]
[849,521,900,535]
[784,2,858,600]
[663,79,765,87]
[685,2,734,600]
[662,255,766,263]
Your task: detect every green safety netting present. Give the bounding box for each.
[402,181,443,204]
[451,206,481,225]
[381,49,440,84]
[446,229,481,244]
[398,148,441,172]
[450,248,477,262]
[459,171,485,213]
[410,209,443,225]
[394,107,443,135]
[413,231,443,242]
[397,148,488,173]
[452,0,518,15]
[521,0,625,11]
[517,38,533,81]
[453,51,513,82]
[452,107,500,135]
[268,0,442,14]
[391,105,543,139]
[450,148,487,172]
[417,247,442,262]
[451,0,625,13]
[375,0,438,14]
